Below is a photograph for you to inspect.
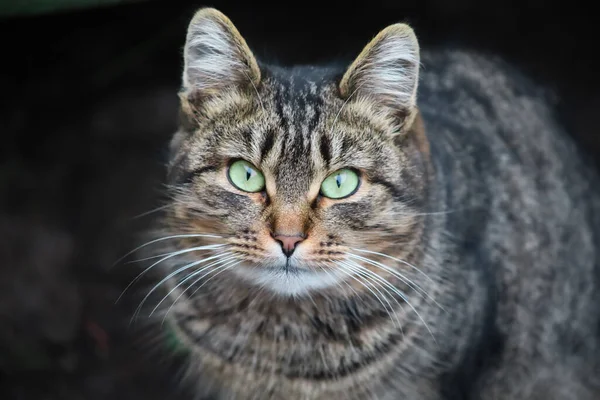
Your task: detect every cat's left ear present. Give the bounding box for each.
[340,23,420,132]
[181,8,260,101]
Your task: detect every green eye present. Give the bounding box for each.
[228,160,265,192]
[320,168,360,199]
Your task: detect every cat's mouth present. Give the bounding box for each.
[264,259,305,275]
[234,258,344,296]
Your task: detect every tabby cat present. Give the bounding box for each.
[136,7,600,400]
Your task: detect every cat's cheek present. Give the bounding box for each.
[216,177,269,206]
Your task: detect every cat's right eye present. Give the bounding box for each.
[320,168,360,199]
[227,160,266,193]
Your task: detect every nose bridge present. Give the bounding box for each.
[272,200,309,235]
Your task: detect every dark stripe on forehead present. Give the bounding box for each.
[274,93,289,134]
[260,129,275,160]
[292,121,305,159]
[294,71,324,137]
[264,66,342,185]
[270,67,328,158]
[341,136,353,154]
[320,133,332,167]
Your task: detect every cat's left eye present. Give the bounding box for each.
[228,160,265,192]
[320,168,360,199]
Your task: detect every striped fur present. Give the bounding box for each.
[139,7,600,400]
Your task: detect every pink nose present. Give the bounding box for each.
[273,234,305,257]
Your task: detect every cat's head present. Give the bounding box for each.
[164,8,431,297]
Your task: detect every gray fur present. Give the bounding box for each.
[138,8,600,400]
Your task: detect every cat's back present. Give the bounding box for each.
[418,48,599,250]
[418,49,600,398]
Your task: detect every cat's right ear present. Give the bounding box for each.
[181,8,260,103]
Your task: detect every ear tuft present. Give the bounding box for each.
[182,8,260,98]
[340,24,420,125]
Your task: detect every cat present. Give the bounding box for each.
[136,7,600,400]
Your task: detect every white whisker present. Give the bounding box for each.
[150,256,239,317]
[242,69,264,112]
[350,248,436,285]
[343,259,437,345]
[112,233,224,268]
[335,262,399,329]
[131,203,173,219]
[316,262,359,299]
[125,244,225,264]
[395,208,465,217]
[345,252,446,313]
[130,252,233,323]
[338,260,403,330]
[161,260,241,325]
[116,244,227,304]
[346,253,425,294]
[328,82,365,138]
[342,260,409,303]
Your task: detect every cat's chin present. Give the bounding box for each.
[233,263,345,297]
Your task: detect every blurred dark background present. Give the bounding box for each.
[0,0,597,399]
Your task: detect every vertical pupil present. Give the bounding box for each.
[336,174,343,188]
[245,166,253,181]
